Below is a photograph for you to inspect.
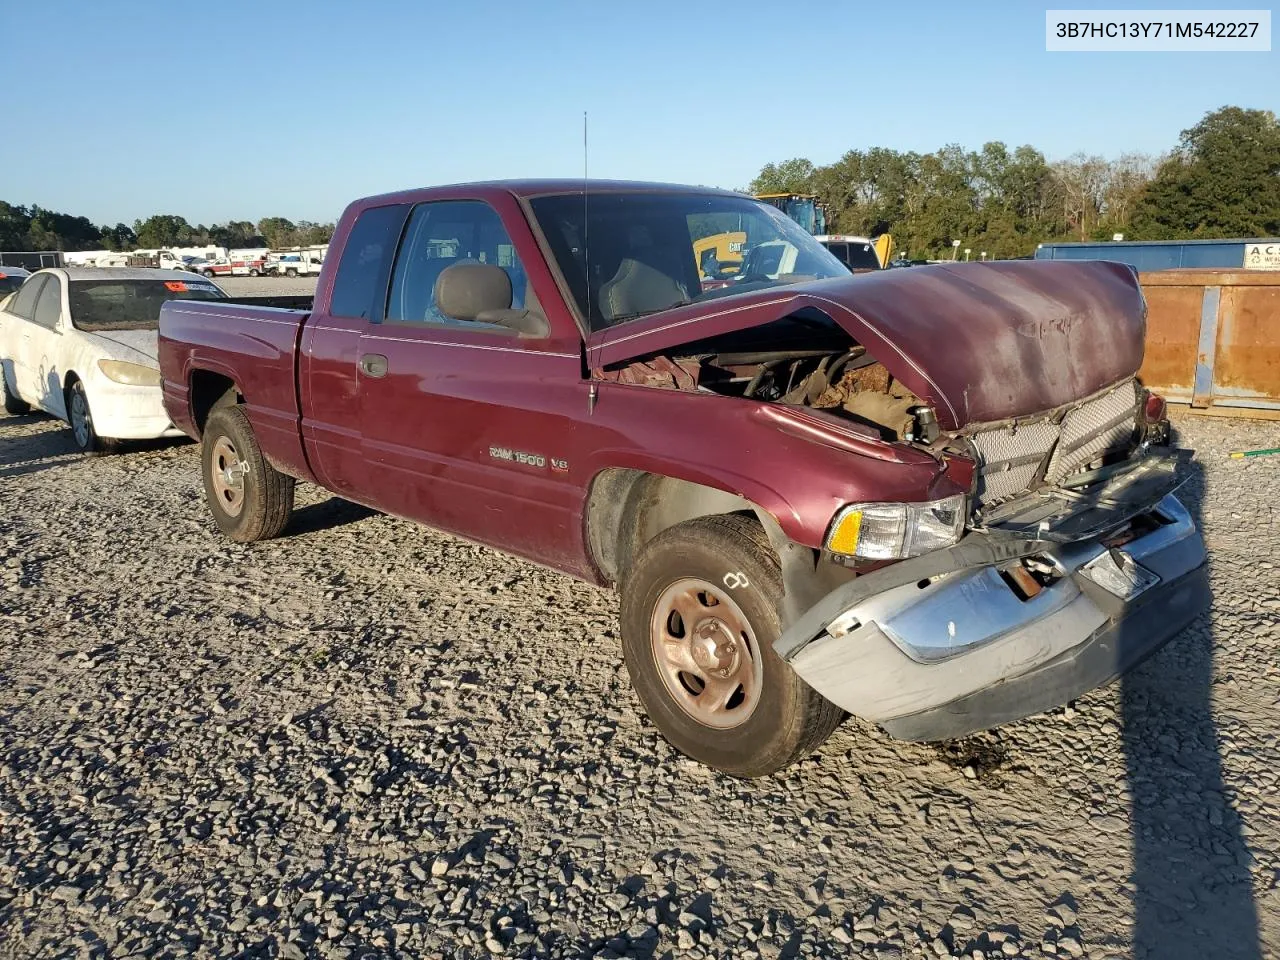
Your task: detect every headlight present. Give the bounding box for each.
[826,494,967,560]
[97,359,162,386]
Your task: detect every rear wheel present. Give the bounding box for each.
[620,514,843,777]
[249,268,261,277]
[202,405,294,542]
[66,378,117,454]
[2,364,29,415]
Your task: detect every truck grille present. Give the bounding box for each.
[969,380,1141,508]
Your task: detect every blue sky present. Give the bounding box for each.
[1,1,1274,226]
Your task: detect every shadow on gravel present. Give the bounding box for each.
[1121,461,1260,959]
[282,496,379,538]
[0,425,80,480]
[0,430,188,480]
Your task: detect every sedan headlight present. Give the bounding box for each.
[827,494,967,560]
[98,359,162,387]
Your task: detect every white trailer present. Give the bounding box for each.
[264,247,325,277]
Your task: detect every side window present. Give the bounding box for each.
[33,276,62,330]
[7,275,46,321]
[385,200,527,327]
[330,204,410,320]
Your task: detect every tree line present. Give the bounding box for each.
[3,106,1275,262]
[0,205,336,254]
[749,106,1280,260]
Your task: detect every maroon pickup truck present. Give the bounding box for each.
[158,181,1208,777]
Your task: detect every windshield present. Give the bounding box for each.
[529,192,849,331]
[69,278,226,331]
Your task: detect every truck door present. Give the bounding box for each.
[298,202,410,499]
[354,199,584,563]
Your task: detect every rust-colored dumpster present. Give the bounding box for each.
[1139,269,1280,419]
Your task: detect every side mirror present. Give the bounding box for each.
[434,262,548,337]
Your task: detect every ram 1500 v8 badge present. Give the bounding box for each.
[158,181,1207,776]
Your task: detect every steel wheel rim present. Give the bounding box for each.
[70,388,91,448]
[210,436,247,517]
[649,577,763,730]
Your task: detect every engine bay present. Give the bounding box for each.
[594,313,940,443]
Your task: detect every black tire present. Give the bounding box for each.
[620,514,843,777]
[202,269,216,278]
[2,364,29,415]
[285,268,297,278]
[65,378,118,455]
[202,405,294,542]
[249,268,261,277]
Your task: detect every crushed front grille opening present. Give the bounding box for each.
[968,380,1142,509]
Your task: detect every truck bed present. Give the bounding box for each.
[158,299,314,482]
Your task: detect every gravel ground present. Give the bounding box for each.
[216,276,319,299]
[1,386,1277,958]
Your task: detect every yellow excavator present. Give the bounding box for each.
[692,194,894,277]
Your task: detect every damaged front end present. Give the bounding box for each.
[776,488,1207,741]
[769,341,1207,741]
[589,261,1208,740]
[770,371,1207,742]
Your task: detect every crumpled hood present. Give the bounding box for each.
[86,328,161,365]
[587,260,1147,430]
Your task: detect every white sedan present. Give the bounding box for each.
[0,267,228,452]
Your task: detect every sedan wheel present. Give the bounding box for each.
[70,388,91,447]
[66,379,116,454]
[2,364,30,415]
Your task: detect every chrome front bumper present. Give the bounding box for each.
[779,494,1208,740]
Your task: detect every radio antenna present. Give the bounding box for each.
[583,110,591,326]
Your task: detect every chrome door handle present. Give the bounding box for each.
[359,353,388,378]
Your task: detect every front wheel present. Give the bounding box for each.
[66,379,117,454]
[620,515,843,777]
[202,405,294,542]
[285,268,298,278]
[2,364,29,415]
[202,269,216,278]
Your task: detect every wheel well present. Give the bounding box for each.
[585,469,783,584]
[189,370,241,436]
[586,469,855,627]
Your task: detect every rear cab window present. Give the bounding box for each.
[329,204,410,320]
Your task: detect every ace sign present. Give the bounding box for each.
[1244,243,1280,270]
